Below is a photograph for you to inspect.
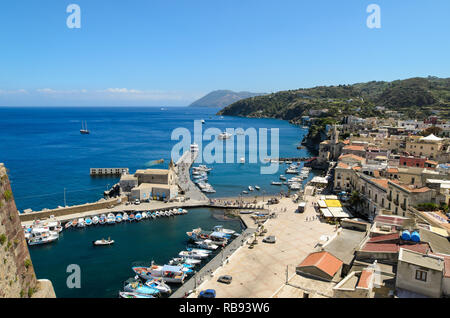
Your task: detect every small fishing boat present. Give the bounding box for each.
[133,265,186,284]
[119,291,155,299]
[64,221,73,229]
[170,257,201,265]
[271,181,282,186]
[123,280,160,296]
[93,238,114,246]
[213,225,236,235]
[179,250,209,260]
[242,190,248,194]
[85,217,92,226]
[145,278,172,294]
[142,212,148,219]
[279,175,287,181]
[129,213,135,221]
[72,219,78,227]
[115,213,123,223]
[123,213,129,221]
[248,186,254,191]
[135,212,142,221]
[77,218,86,228]
[195,239,219,250]
[106,213,116,224]
[151,212,156,219]
[99,214,106,224]
[187,247,213,254]
[92,216,99,225]
[27,227,59,246]
[255,185,260,190]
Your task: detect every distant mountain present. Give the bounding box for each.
[189,90,265,108]
[217,77,450,120]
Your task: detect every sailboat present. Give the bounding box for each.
[80,121,90,134]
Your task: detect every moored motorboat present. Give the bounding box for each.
[179,250,209,260]
[195,239,219,250]
[135,212,142,221]
[119,291,155,299]
[213,225,236,235]
[64,221,73,229]
[27,227,59,246]
[115,213,123,223]
[142,212,148,219]
[255,185,260,190]
[99,214,106,224]
[122,213,129,221]
[85,217,92,226]
[92,216,99,225]
[106,213,116,224]
[133,265,186,284]
[144,278,172,294]
[123,280,160,296]
[77,218,86,228]
[129,213,135,221]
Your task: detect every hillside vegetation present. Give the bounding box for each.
[217,77,450,121]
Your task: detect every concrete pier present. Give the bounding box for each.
[175,148,208,202]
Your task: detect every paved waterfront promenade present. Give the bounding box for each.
[176,149,208,202]
[188,195,336,298]
[170,222,257,298]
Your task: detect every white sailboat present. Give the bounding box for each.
[80,121,90,134]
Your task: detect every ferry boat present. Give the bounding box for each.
[80,121,90,134]
[27,227,59,246]
[133,265,186,284]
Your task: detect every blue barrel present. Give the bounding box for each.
[411,231,420,242]
[401,230,411,241]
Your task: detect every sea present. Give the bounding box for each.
[0,106,316,297]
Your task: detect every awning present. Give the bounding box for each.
[318,200,327,208]
[328,207,352,218]
[320,208,333,218]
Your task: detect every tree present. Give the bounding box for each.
[421,126,443,137]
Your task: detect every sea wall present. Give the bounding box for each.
[0,163,55,298]
[19,196,128,223]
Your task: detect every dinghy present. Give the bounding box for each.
[93,238,114,246]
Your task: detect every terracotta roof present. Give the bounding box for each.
[357,269,373,289]
[372,178,389,190]
[361,242,430,254]
[297,251,343,278]
[387,168,399,173]
[425,160,438,165]
[343,145,365,151]
[339,154,365,162]
[373,171,380,178]
[368,233,400,243]
[343,139,350,145]
[430,253,450,278]
[337,162,350,169]
[352,166,362,171]
[389,180,431,193]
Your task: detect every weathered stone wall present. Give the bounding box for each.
[0,163,38,297]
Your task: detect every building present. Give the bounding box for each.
[396,248,446,298]
[296,251,343,282]
[333,268,375,298]
[405,134,444,160]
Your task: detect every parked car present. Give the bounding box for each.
[263,235,276,244]
[134,199,140,205]
[198,289,216,298]
[217,275,232,284]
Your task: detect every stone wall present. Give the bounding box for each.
[0,163,39,297]
[19,196,128,223]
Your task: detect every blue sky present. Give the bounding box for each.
[0,0,449,106]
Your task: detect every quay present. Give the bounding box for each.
[170,215,257,298]
[176,146,208,202]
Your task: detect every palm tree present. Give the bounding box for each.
[349,190,363,212]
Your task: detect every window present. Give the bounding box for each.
[415,270,427,282]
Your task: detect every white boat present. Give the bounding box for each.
[242,190,248,194]
[145,278,172,294]
[106,213,116,224]
[99,214,106,224]
[194,239,219,250]
[93,238,114,246]
[77,218,86,228]
[248,186,254,191]
[171,257,201,265]
[119,291,155,299]
[279,175,287,181]
[290,183,301,190]
[133,265,186,284]
[115,213,123,223]
[64,221,72,229]
[218,131,232,140]
[142,212,148,219]
[179,250,209,260]
[80,121,90,134]
[85,217,92,226]
[255,185,260,190]
[27,227,59,246]
[188,248,213,254]
[240,157,245,164]
[271,181,282,186]
[135,212,142,221]
[122,213,129,221]
[213,225,236,235]
[92,216,99,225]
[151,212,156,219]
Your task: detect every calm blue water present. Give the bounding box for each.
[0,107,313,212]
[0,106,314,298]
